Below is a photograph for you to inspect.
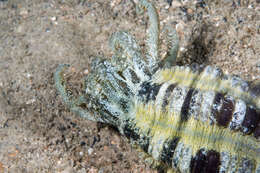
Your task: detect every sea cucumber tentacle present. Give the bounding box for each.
[54,64,73,107]
[109,31,151,81]
[54,64,98,122]
[161,26,179,68]
[137,0,159,69]
[109,31,142,62]
[85,58,139,126]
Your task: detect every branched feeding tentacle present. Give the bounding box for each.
[109,31,142,58]
[54,64,98,122]
[161,25,179,68]
[137,0,159,69]
[54,64,74,107]
[109,31,151,81]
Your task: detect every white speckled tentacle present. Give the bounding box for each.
[137,0,159,69]
[161,25,179,68]
[109,31,142,58]
[109,31,150,81]
[54,64,99,122]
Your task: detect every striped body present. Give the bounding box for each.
[54,0,260,172]
[121,65,260,173]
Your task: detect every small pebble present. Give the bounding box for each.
[84,69,89,75]
[50,16,57,21]
[88,167,98,173]
[19,8,28,17]
[79,151,84,156]
[88,148,94,155]
[26,98,36,105]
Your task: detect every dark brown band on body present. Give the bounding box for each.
[205,150,221,173]
[211,93,223,123]
[138,82,162,103]
[190,149,207,173]
[253,121,260,139]
[123,121,150,153]
[241,106,260,135]
[161,84,177,111]
[217,95,234,127]
[190,149,220,173]
[160,137,180,166]
[180,88,195,122]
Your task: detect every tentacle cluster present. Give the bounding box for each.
[55,0,179,124]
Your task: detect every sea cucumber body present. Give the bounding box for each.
[55,0,260,171]
[121,65,260,173]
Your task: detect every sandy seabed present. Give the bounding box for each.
[0,0,259,172]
